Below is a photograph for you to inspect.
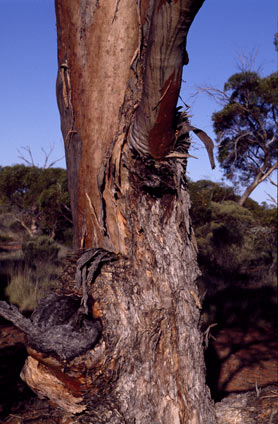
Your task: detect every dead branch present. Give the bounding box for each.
[204,323,218,349]
[18,144,64,169]
[234,47,263,74]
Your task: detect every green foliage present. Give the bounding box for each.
[212,71,278,188]
[0,213,26,242]
[196,200,256,273]
[0,165,72,242]
[188,179,277,286]
[188,179,238,228]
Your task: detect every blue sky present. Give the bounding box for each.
[0,0,277,205]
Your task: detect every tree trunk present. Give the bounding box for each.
[238,162,278,206]
[19,1,216,422]
[238,180,260,207]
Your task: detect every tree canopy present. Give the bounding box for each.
[212,71,278,205]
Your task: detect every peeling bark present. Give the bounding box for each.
[55,0,205,250]
[8,1,217,422]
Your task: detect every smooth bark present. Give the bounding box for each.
[238,161,278,206]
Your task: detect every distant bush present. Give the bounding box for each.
[22,235,60,265]
[188,179,277,289]
[0,233,14,243]
[187,179,277,331]
[0,213,25,242]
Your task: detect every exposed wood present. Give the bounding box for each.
[21,355,87,415]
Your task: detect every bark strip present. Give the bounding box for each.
[129,0,205,159]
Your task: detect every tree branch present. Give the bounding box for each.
[193,85,230,106]
[238,160,278,206]
[257,161,278,184]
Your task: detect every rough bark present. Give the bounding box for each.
[215,386,278,424]
[2,1,217,422]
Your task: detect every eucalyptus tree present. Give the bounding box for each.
[211,71,278,206]
[17,1,217,422]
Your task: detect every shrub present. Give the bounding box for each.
[22,235,60,265]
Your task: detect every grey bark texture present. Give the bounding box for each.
[0,294,102,360]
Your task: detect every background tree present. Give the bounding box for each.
[274,31,278,70]
[17,144,64,169]
[211,71,278,206]
[7,1,217,422]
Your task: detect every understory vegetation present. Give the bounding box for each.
[0,165,72,312]
[188,179,277,332]
[0,165,276,329]
[0,234,67,312]
[0,166,276,411]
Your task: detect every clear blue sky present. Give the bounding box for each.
[0,0,277,205]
